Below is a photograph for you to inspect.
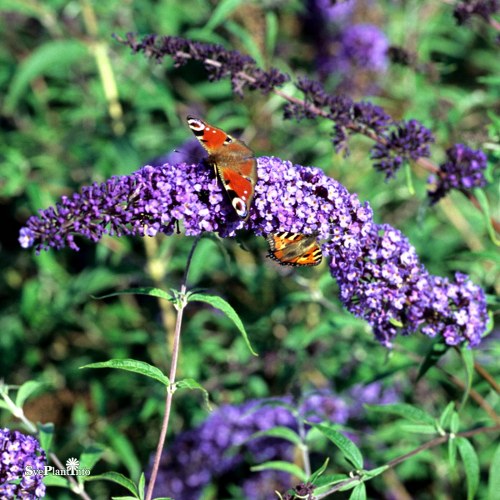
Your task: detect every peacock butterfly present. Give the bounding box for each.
[266,232,322,267]
[187,116,257,220]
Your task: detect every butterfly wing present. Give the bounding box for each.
[187,116,257,220]
[266,232,322,266]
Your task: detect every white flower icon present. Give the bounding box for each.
[66,458,80,474]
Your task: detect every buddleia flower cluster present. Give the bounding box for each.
[0,428,46,499]
[19,156,489,347]
[149,391,352,499]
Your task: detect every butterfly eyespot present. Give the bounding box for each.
[232,198,248,217]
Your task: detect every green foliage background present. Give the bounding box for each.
[0,0,498,498]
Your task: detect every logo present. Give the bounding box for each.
[24,457,91,477]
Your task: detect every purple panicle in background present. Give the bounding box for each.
[149,400,295,499]
[428,144,488,203]
[317,24,389,81]
[349,382,400,415]
[147,138,204,167]
[453,0,499,24]
[300,390,349,424]
[150,394,350,499]
[119,34,289,97]
[0,429,46,499]
[370,119,435,179]
[305,1,388,92]
[19,156,488,347]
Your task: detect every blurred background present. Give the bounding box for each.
[1,0,498,498]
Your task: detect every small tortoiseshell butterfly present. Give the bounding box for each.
[266,232,322,267]
[187,116,257,220]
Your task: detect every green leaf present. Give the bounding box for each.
[15,381,45,408]
[450,412,460,434]
[250,426,302,446]
[459,347,474,409]
[474,188,500,246]
[417,338,449,381]
[312,424,363,469]
[138,473,145,500]
[365,403,435,426]
[37,423,54,453]
[309,458,329,484]
[439,402,456,430]
[43,475,71,487]
[349,482,367,500]
[448,436,457,468]
[488,443,500,500]
[363,465,389,480]
[226,21,264,67]
[265,11,279,56]
[85,472,138,497]
[313,473,348,490]
[388,317,404,328]
[0,0,56,18]
[104,426,141,480]
[399,423,438,435]
[5,40,88,113]
[94,287,173,302]
[456,437,479,500]
[175,378,211,410]
[205,0,245,31]
[251,460,307,482]
[80,359,169,386]
[189,292,257,355]
[79,445,105,474]
[404,162,415,195]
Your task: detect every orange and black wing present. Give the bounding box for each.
[266,232,322,266]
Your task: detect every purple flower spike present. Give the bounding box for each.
[20,156,488,347]
[318,24,389,77]
[0,428,46,499]
[428,144,488,204]
[151,395,348,498]
[371,119,435,179]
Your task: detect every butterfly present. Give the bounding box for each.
[187,116,257,220]
[266,232,322,267]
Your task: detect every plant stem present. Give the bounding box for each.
[145,236,202,500]
[49,452,93,500]
[297,415,311,478]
